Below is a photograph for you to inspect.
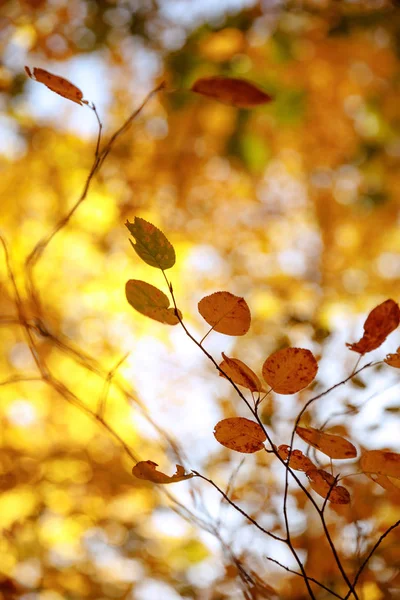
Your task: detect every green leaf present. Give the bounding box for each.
[126,217,175,270]
[125,279,181,325]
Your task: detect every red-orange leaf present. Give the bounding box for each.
[296,426,357,459]
[219,353,265,392]
[132,461,193,484]
[214,417,266,453]
[277,445,315,472]
[198,291,251,336]
[25,66,87,105]
[191,76,272,108]
[306,469,351,504]
[262,348,318,394]
[346,299,400,355]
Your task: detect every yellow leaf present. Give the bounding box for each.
[262,348,318,395]
[306,469,351,504]
[25,66,87,105]
[132,461,193,484]
[125,279,181,325]
[346,299,400,355]
[198,291,251,336]
[385,346,400,368]
[360,450,400,479]
[214,417,266,453]
[277,445,315,471]
[191,76,272,108]
[219,352,265,392]
[295,426,357,459]
[126,217,176,270]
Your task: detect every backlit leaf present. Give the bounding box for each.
[262,347,318,394]
[126,217,175,270]
[360,450,400,479]
[132,461,193,484]
[277,445,315,471]
[25,66,87,105]
[385,347,400,368]
[306,469,351,504]
[295,426,357,459]
[366,473,400,494]
[191,76,272,108]
[198,291,251,336]
[346,299,400,355]
[214,417,266,453]
[219,352,265,392]
[125,279,181,325]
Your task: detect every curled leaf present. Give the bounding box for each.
[262,347,318,395]
[198,291,251,336]
[306,469,351,504]
[295,426,357,460]
[132,461,193,484]
[385,347,400,368]
[214,417,266,453]
[360,450,400,479]
[277,445,315,472]
[126,217,175,270]
[191,76,272,108]
[125,279,181,325]
[346,299,400,355]
[219,353,265,392]
[25,66,87,105]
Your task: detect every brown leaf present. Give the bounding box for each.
[191,76,272,108]
[385,347,400,368]
[262,347,318,395]
[219,353,265,392]
[277,445,315,471]
[295,426,357,459]
[214,417,266,453]
[360,450,400,479]
[346,299,400,355]
[25,66,87,105]
[198,291,251,336]
[132,461,193,484]
[306,469,351,504]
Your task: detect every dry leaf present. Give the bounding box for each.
[191,76,272,108]
[125,279,181,325]
[198,291,251,336]
[132,461,193,484]
[295,426,357,459]
[126,217,175,270]
[346,299,400,355]
[306,469,351,504]
[219,352,265,392]
[366,473,400,494]
[277,445,315,471]
[25,66,87,105]
[262,347,318,394]
[360,450,400,479]
[385,347,400,368]
[214,417,266,453]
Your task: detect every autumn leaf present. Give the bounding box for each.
[132,461,193,484]
[191,76,272,108]
[219,353,265,392]
[346,299,400,355]
[277,445,315,471]
[385,347,400,368]
[366,473,400,495]
[125,279,181,325]
[262,348,318,395]
[198,291,251,336]
[295,426,357,459]
[360,450,400,479]
[126,217,176,270]
[306,469,351,504]
[25,66,87,105]
[214,417,266,453]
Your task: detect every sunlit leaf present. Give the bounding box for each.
[277,445,315,471]
[262,348,318,394]
[346,299,400,355]
[306,469,350,504]
[25,66,87,105]
[126,217,176,270]
[366,473,400,494]
[219,352,265,392]
[132,461,193,484]
[125,279,181,325]
[360,450,400,479]
[214,417,266,453]
[198,291,251,336]
[191,76,272,108]
[385,347,400,368]
[295,426,357,459]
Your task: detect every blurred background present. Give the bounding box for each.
[0,0,399,598]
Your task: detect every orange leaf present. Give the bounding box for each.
[262,347,318,395]
[306,469,350,504]
[198,291,251,336]
[277,445,315,471]
[25,66,87,105]
[360,450,400,479]
[132,461,193,484]
[214,417,266,453]
[385,346,400,368]
[191,76,272,108]
[295,426,357,459]
[366,473,400,494]
[346,299,400,355]
[219,353,265,392]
